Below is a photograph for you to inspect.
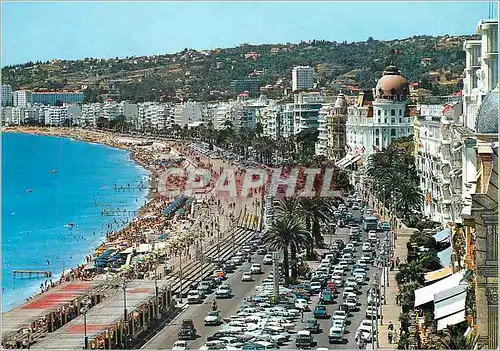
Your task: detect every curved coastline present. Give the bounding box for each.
[2,127,156,310]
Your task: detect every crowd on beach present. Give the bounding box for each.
[6,127,260,311]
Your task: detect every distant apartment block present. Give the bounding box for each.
[13,90,32,107]
[32,91,84,106]
[44,106,69,126]
[292,66,315,92]
[230,79,260,95]
[173,102,203,126]
[1,84,13,107]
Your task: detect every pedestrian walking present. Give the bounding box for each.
[388,330,393,344]
[396,256,400,268]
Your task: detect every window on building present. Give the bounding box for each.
[391,109,395,116]
[375,138,380,146]
[384,119,387,124]
[377,110,381,116]
[384,110,388,116]
[375,129,379,135]
[399,118,402,123]
[399,109,402,116]
[391,118,395,124]
[391,129,396,136]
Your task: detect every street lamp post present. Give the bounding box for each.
[179,246,184,303]
[154,264,160,320]
[80,297,91,349]
[374,275,380,348]
[122,280,128,350]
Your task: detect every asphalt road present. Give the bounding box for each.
[143,207,385,350]
[304,209,383,349]
[142,253,273,349]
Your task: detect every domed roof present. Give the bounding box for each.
[375,65,409,100]
[475,86,499,133]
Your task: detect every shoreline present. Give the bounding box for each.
[2,127,164,310]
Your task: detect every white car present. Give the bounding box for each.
[263,255,274,265]
[332,310,347,324]
[241,272,253,282]
[310,281,322,293]
[294,298,310,311]
[250,263,262,274]
[332,276,343,287]
[360,254,373,262]
[186,290,201,304]
[172,341,189,350]
[215,284,232,298]
[362,243,372,252]
[204,311,221,326]
[333,267,344,276]
[344,296,358,310]
[365,305,381,319]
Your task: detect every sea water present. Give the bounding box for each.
[2,133,149,312]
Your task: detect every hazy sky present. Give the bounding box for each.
[1,1,496,66]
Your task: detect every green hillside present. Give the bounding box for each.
[1,34,476,103]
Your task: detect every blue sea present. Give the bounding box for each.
[2,133,149,312]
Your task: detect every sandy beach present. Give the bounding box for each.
[3,126,261,303]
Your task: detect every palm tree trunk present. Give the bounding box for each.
[312,219,322,248]
[290,244,298,279]
[282,247,290,282]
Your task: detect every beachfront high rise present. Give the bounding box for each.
[1,84,13,107]
[172,102,203,127]
[292,66,315,92]
[13,90,32,107]
[44,106,70,126]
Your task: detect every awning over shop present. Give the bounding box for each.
[434,286,467,319]
[343,155,362,168]
[437,310,466,331]
[336,153,357,168]
[437,246,452,267]
[414,271,465,307]
[433,228,451,242]
[424,266,453,283]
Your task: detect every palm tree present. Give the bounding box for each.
[396,261,425,286]
[393,178,423,222]
[264,216,310,282]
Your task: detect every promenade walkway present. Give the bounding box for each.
[371,200,417,349]
[151,142,261,284]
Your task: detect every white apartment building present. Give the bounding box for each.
[445,18,498,224]
[462,19,498,130]
[315,104,331,156]
[1,84,13,107]
[172,102,203,127]
[292,92,324,135]
[292,66,315,92]
[137,102,170,130]
[341,65,414,168]
[1,107,13,125]
[80,103,102,127]
[13,90,32,107]
[44,106,69,126]
[281,104,294,138]
[260,102,282,139]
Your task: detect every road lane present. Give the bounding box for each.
[142,253,272,349]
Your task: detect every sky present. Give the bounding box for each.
[1,1,496,66]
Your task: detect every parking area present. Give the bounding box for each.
[143,192,391,350]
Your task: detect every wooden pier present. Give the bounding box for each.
[13,270,52,279]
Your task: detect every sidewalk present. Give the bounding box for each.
[377,222,414,349]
